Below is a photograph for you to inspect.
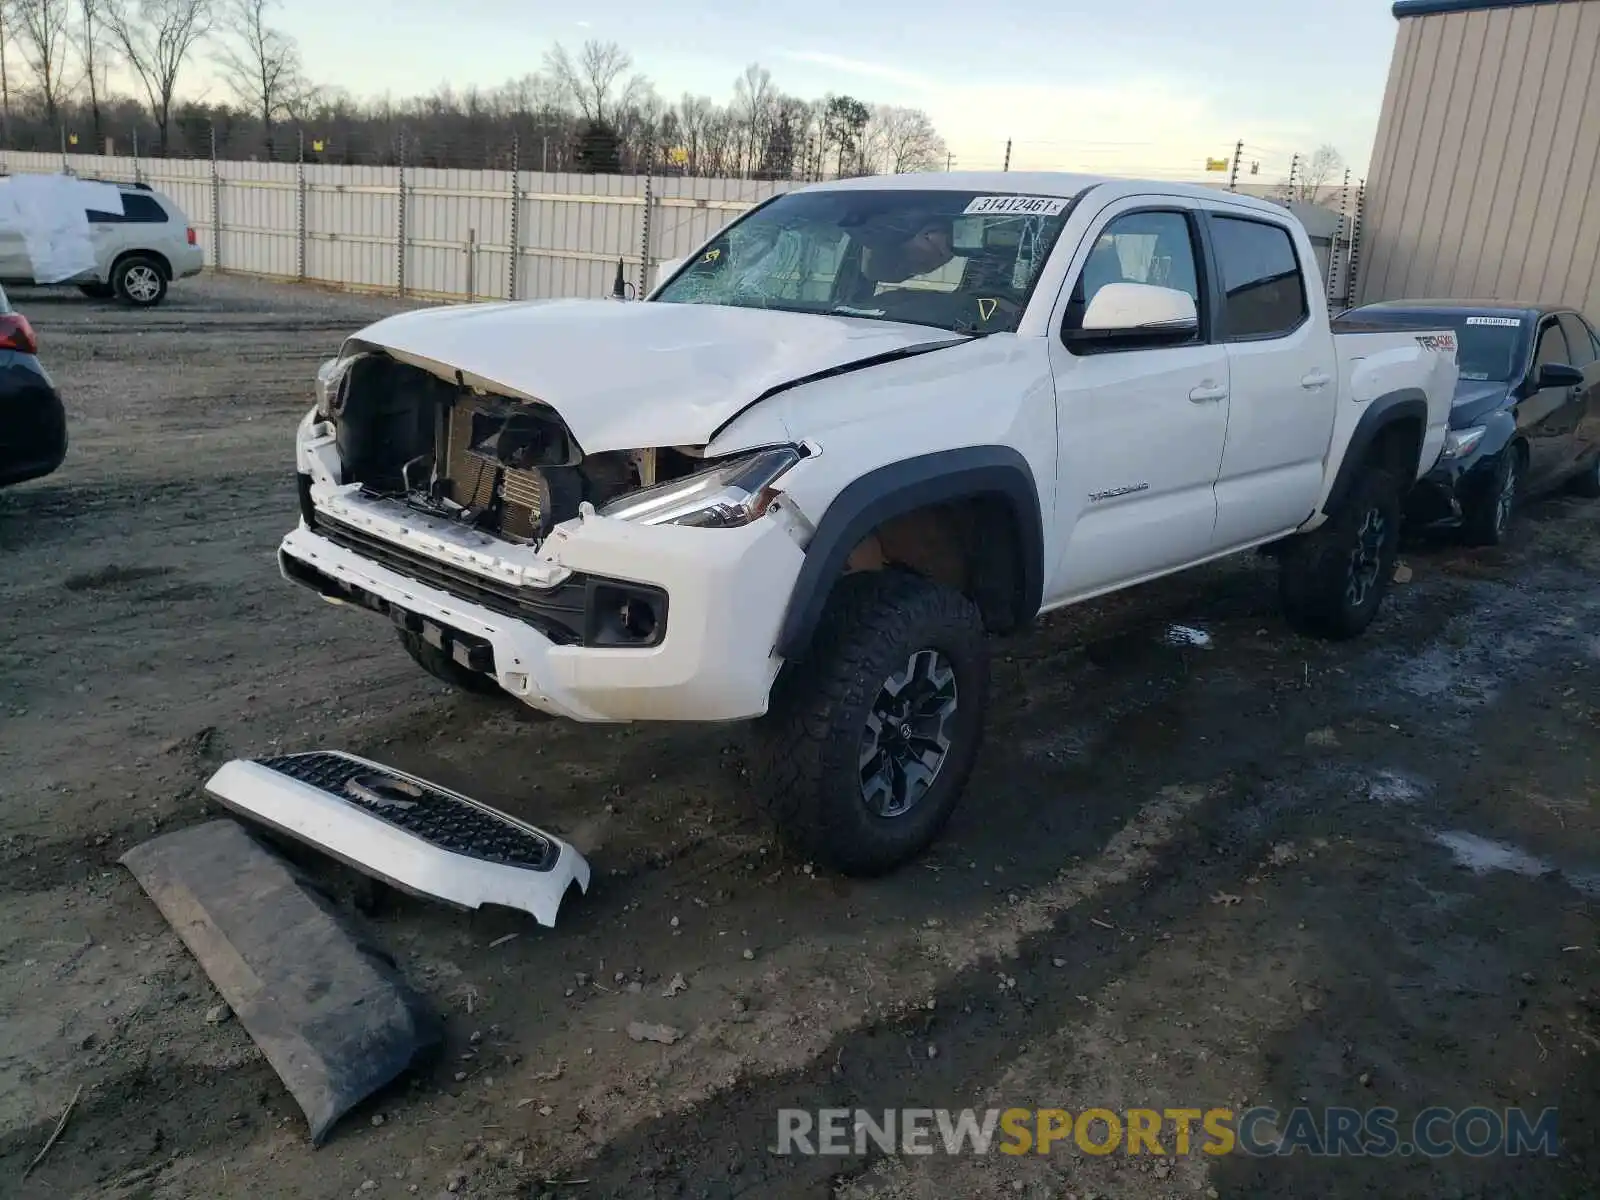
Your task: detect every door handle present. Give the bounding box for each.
[1189,383,1228,403]
[1301,371,1333,389]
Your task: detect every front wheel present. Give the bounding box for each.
[1279,466,1403,641]
[113,255,168,307]
[1462,448,1520,546]
[748,570,990,877]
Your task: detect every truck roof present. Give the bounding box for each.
[798,170,1295,218]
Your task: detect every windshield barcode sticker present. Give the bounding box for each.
[963,195,1070,216]
[1465,316,1521,327]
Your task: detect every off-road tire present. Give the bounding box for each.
[1567,450,1600,499]
[1462,448,1520,546]
[1279,466,1403,641]
[112,254,168,307]
[77,282,114,299]
[748,570,990,877]
[397,629,503,696]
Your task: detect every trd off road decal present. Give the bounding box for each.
[1414,333,1457,353]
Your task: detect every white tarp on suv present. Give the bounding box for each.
[0,174,123,284]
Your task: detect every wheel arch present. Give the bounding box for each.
[775,446,1044,661]
[1324,388,1429,516]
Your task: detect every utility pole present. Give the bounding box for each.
[1003,139,1012,172]
[945,150,953,171]
[1228,140,1243,193]
[1287,153,1301,202]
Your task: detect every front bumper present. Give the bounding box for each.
[1406,442,1504,527]
[280,497,807,723]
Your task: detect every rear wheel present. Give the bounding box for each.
[748,570,990,876]
[1279,465,1403,641]
[1462,448,1520,546]
[113,255,168,307]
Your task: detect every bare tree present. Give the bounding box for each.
[212,0,300,155]
[732,62,771,177]
[76,0,111,145]
[864,105,945,174]
[14,0,70,127]
[105,0,212,154]
[543,38,640,127]
[1281,143,1345,205]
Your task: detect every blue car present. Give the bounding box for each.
[0,283,65,488]
[1337,300,1600,545]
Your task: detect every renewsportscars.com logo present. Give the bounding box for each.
[773,1106,1559,1159]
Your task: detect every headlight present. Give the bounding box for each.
[314,353,368,418]
[598,445,803,528]
[1441,425,1486,459]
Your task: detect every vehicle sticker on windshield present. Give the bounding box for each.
[963,195,1070,216]
[1465,316,1521,327]
[1415,333,1457,353]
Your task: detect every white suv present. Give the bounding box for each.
[0,179,205,307]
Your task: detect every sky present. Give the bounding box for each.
[260,0,1402,181]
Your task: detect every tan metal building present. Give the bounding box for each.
[1358,0,1600,316]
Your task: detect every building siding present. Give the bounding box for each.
[1358,0,1600,318]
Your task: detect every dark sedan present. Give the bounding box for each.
[1337,300,1600,544]
[0,284,65,488]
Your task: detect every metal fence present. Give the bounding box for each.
[0,149,792,302]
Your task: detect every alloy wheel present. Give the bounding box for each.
[1496,455,1519,534]
[858,648,959,819]
[124,265,162,303]
[1345,507,1387,609]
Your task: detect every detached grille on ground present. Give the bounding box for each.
[257,751,559,870]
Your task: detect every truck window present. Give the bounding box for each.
[1557,314,1596,367]
[1065,209,1203,334]
[1209,216,1307,340]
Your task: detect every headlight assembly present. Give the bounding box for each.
[314,353,369,418]
[598,445,803,528]
[1441,425,1487,460]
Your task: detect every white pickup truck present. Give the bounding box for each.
[284,172,1458,876]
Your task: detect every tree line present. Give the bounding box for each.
[0,0,949,177]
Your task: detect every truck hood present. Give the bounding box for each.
[345,298,968,452]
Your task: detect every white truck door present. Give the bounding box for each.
[1205,210,1339,549]
[1044,200,1229,602]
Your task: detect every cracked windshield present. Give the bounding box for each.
[652,189,1078,334]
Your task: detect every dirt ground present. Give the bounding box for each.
[1,274,1598,1200]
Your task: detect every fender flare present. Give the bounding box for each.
[775,446,1045,660]
[1323,388,1429,515]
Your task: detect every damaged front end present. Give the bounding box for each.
[289,346,815,721]
[314,349,739,545]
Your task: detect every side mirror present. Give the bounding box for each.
[1067,282,1199,348]
[1537,362,1585,389]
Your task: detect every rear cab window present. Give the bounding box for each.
[1207,215,1308,340]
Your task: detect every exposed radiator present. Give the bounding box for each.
[442,399,547,542]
